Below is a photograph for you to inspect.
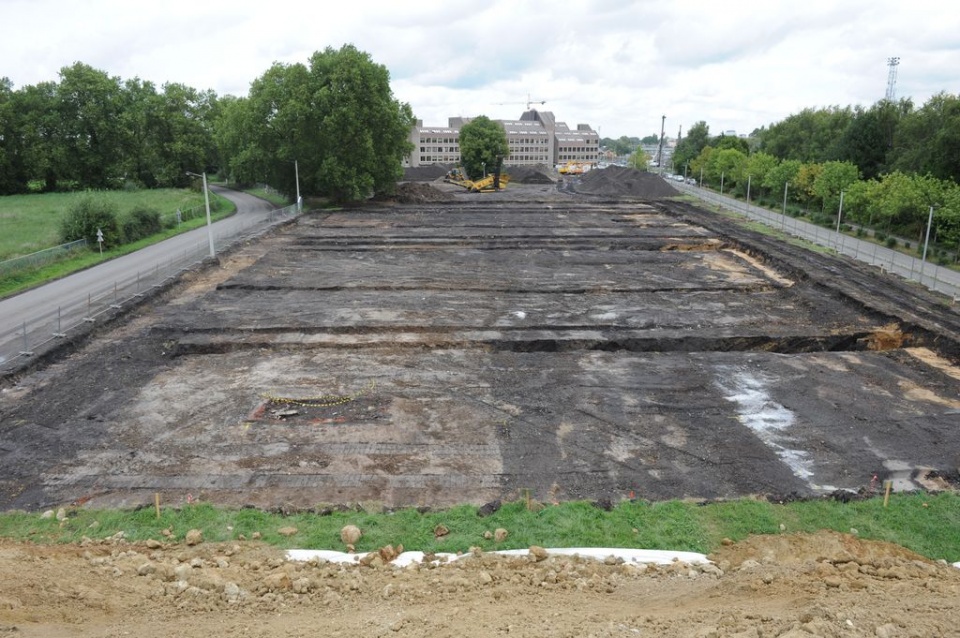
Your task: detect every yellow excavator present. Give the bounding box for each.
[558,161,589,175]
[444,157,509,192]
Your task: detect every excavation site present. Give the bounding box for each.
[1,175,959,512]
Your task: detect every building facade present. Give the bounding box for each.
[406,109,599,168]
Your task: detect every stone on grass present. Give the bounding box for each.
[340,525,362,546]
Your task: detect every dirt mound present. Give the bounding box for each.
[506,164,558,184]
[392,181,456,204]
[574,165,680,198]
[0,531,956,637]
[403,164,453,182]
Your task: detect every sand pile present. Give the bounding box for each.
[574,166,680,198]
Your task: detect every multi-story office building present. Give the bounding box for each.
[406,109,600,168]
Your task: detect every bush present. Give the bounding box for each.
[886,236,898,249]
[876,231,887,242]
[121,206,162,243]
[855,227,866,238]
[903,241,911,250]
[59,193,121,249]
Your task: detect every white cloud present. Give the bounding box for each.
[2,0,958,138]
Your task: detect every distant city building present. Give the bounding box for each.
[406,109,600,168]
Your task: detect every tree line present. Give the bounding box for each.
[671,94,960,257]
[0,45,414,203]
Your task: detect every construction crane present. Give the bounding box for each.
[495,94,546,110]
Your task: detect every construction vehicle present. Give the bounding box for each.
[558,161,590,176]
[443,158,510,192]
[444,167,468,183]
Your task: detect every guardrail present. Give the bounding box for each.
[672,180,960,303]
[0,203,300,376]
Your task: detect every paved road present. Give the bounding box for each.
[0,188,279,365]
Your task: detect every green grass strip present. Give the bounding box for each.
[1,493,956,562]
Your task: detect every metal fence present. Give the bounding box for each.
[0,203,300,375]
[672,180,960,302]
[0,239,88,277]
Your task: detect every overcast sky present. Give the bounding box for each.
[3,0,957,139]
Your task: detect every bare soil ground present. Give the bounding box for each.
[1,170,959,634]
[1,530,958,637]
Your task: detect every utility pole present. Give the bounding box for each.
[656,115,666,175]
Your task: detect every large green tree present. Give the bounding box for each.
[14,80,64,192]
[458,115,509,180]
[891,92,960,183]
[672,121,710,176]
[57,62,126,188]
[813,161,861,214]
[217,45,413,203]
[744,152,779,199]
[757,106,852,163]
[0,77,23,194]
[836,99,910,180]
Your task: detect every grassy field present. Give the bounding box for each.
[0,189,234,299]
[1,492,957,562]
[0,189,211,261]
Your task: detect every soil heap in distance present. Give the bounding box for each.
[574,166,680,199]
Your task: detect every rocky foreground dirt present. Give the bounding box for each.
[0,531,957,637]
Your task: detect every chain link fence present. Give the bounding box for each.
[672,180,960,302]
[0,203,300,376]
[0,239,88,277]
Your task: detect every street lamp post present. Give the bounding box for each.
[294,159,302,213]
[920,205,935,280]
[781,182,789,232]
[834,191,845,251]
[186,171,215,259]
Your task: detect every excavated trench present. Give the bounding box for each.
[2,194,959,511]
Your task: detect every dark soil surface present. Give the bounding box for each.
[391,181,456,203]
[1,182,958,513]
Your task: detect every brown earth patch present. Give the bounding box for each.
[0,531,957,637]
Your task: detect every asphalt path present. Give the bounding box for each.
[0,187,277,364]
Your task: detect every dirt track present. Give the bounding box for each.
[1,174,958,512]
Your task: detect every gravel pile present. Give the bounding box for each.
[574,166,680,198]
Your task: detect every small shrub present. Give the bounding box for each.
[59,193,121,249]
[903,241,911,250]
[855,227,865,237]
[840,223,852,233]
[886,236,898,249]
[876,231,887,242]
[121,206,162,243]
